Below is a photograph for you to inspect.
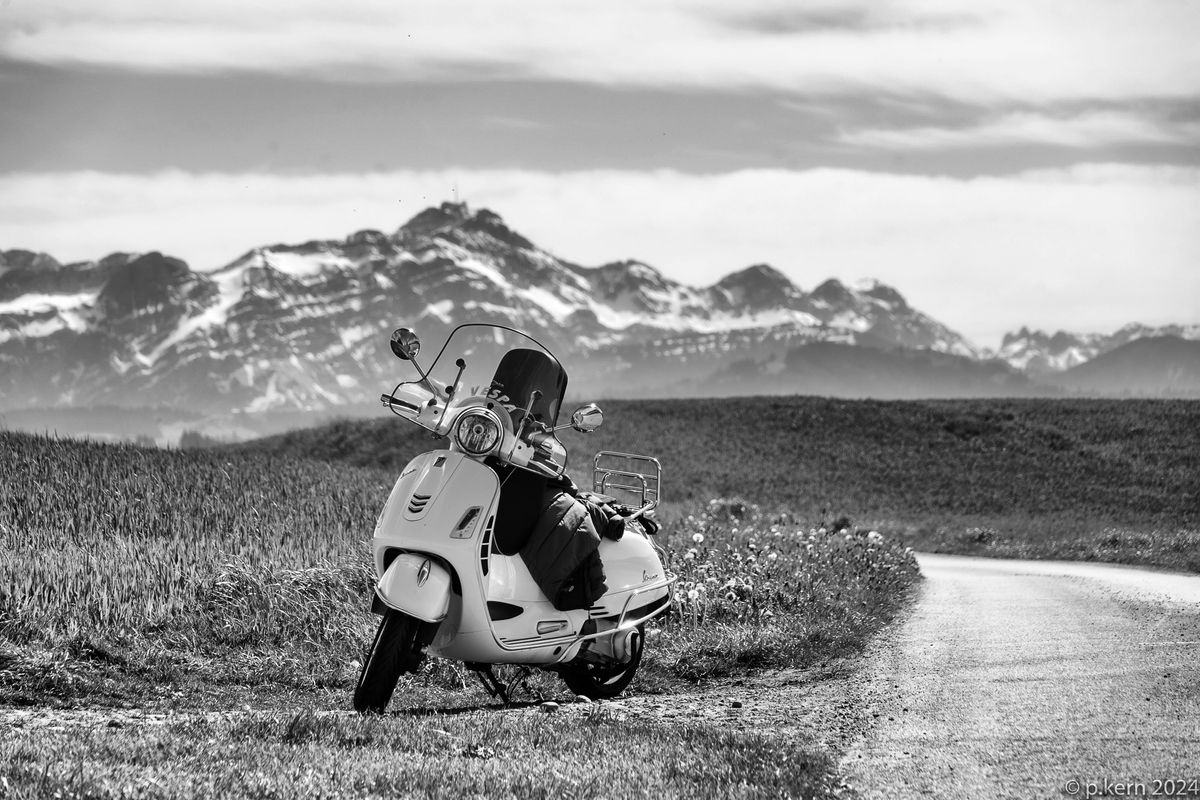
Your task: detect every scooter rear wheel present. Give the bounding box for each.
[559,625,644,700]
[353,609,424,714]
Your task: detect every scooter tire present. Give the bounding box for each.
[559,625,645,700]
[353,609,423,714]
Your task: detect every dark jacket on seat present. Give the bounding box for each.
[519,491,608,611]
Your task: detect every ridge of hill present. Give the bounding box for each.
[231,397,1200,559]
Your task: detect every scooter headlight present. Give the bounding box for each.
[453,408,503,457]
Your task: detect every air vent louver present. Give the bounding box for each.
[407,492,432,515]
[479,515,495,575]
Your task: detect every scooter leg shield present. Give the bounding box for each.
[375,553,452,623]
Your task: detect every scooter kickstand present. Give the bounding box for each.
[470,664,511,706]
[506,665,543,704]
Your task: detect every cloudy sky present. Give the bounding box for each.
[2,0,1197,347]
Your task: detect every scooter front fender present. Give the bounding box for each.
[376,553,452,623]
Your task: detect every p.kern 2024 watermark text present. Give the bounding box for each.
[1064,778,1200,798]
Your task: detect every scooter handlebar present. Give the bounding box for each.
[381,392,421,412]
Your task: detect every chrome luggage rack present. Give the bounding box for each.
[592,451,662,510]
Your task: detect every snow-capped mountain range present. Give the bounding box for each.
[992,324,1200,376]
[0,201,1195,421]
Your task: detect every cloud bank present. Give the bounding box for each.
[841,111,1200,150]
[5,1,1199,104]
[2,166,1196,346]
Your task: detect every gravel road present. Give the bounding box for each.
[839,553,1200,800]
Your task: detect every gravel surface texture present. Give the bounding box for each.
[839,553,1200,799]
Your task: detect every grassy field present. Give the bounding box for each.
[1,708,836,799]
[1,430,918,798]
[240,396,1200,573]
[7,394,1193,796]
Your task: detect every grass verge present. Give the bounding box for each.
[1,432,919,798]
[0,709,834,800]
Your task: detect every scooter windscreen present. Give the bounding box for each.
[422,324,568,426]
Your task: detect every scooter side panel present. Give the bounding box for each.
[372,451,499,645]
[588,533,671,617]
[372,451,496,572]
[479,552,591,651]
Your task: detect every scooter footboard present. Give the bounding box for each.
[376,553,452,623]
[552,574,675,665]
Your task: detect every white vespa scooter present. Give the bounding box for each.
[354,323,674,713]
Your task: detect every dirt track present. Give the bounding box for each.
[837,554,1200,799]
[592,553,1200,798]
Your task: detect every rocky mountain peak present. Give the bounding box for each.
[856,279,909,311]
[458,207,534,250]
[1048,330,1083,350]
[717,263,791,290]
[715,264,801,309]
[1001,326,1035,347]
[583,260,673,299]
[810,278,854,305]
[346,229,388,247]
[395,201,535,251]
[1,249,63,273]
[1000,328,1086,351]
[97,251,194,318]
[395,201,473,239]
[96,253,138,270]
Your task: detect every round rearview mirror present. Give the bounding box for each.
[390,328,421,361]
[570,403,604,433]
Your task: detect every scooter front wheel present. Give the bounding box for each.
[559,625,645,700]
[353,609,424,714]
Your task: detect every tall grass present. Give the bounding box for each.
[651,499,919,680]
[1,431,918,709]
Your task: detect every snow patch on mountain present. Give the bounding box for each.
[145,263,247,363]
[520,286,576,322]
[338,324,376,350]
[263,250,355,278]
[450,253,512,289]
[422,300,454,324]
[0,289,100,343]
[829,310,873,333]
[0,291,99,314]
